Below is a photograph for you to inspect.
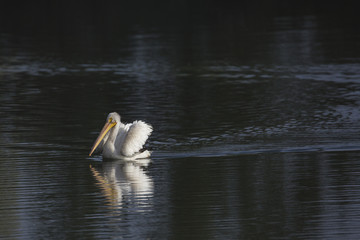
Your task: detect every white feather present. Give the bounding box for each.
[120,121,153,157]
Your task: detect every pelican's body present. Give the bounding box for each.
[89,112,152,160]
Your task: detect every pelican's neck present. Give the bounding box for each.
[108,122,120,144]
[103,121,124,159]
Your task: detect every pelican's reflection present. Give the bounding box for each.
[90,158,153,210]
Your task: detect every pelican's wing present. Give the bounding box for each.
[120,121,153,157]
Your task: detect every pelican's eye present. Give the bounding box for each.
[108,117,116,124]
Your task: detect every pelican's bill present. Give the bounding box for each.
[89,120,117,156]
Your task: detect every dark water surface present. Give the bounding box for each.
[1,3,360,239]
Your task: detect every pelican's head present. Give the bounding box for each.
[89,112,120,156]
[107,112,121,123]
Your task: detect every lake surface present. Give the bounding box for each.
[1,3,360,239]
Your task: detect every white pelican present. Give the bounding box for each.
[89,112,153,160]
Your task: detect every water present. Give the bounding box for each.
[1,3,360,239]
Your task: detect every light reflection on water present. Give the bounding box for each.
[90,159,153,211]
[1,9,360,239]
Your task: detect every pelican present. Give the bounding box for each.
[89,112,153,160]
